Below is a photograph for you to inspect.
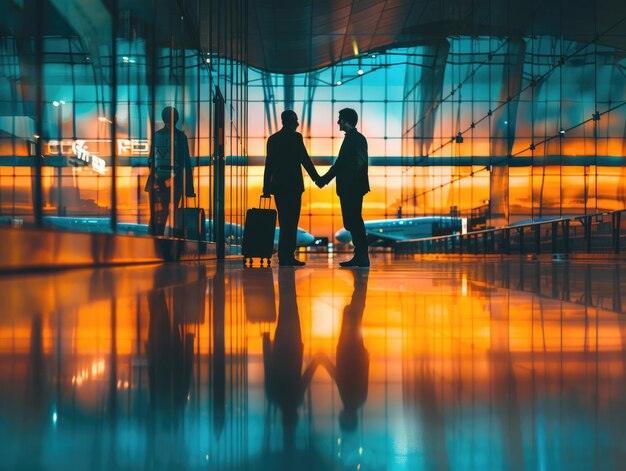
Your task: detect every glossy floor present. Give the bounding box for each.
[1,254,625,470]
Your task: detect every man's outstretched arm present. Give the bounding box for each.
[298,134,321,185]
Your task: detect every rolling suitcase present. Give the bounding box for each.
[242,196,276,267]
[174,207,206,240]
[242,267,276,323]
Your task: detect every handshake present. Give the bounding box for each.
[314,173,332,189]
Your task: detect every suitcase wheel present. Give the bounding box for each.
[243,257,272,268]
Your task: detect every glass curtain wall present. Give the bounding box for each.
[247,54,407,243]
[247,23,625,243]
[0,0,248,241]
[402,35,626,229]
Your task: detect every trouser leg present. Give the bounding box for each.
[171,184,183,236]
[340,194,368,257]
[149,185,171,236]
[275,193,301,262]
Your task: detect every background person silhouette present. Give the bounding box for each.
[145,106,196,236]
[262,110,321,266]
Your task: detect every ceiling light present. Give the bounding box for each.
[336,80,343,86]
[559,128,565,137]
[455,132,464,143]
[357,69,364,75]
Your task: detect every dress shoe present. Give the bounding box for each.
[339,256,370,268]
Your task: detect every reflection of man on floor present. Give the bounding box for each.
[144,269,196,469]
[146,269,195,428]
[319,270,369,431]
[17,315,47,469]
[263,269,319,450]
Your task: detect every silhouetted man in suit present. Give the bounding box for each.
[318,108,370,267]
[145,106,196,236]
[263,110,320,266]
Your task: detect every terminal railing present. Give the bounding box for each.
[394,210,625,256]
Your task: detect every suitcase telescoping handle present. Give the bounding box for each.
[259,195,272,209]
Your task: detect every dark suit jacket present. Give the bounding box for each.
[326,127,370,197]
[263,128,319,196]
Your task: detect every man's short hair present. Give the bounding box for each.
[339,108,358,126]
[281,110,298,125]
[162,106,179,125]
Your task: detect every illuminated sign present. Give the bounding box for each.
[46,139,150,157]
[47,140,106,175]
[45,138,151,174]
[117,139,150,155]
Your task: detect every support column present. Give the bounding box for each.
[418,40,450,160]
[261,72,278,135]
[283,73,294,112]
[616,116,626,208]
[300,71,319,137]
[213,87,225,259]
[489,39,526,227]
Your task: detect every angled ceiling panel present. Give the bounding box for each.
[242,0,624,73]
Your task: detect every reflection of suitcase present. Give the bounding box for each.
[242,196,276,267]
[173,280,207,324]
[174,207,206,240]
[242,268,276,323]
